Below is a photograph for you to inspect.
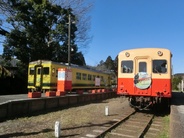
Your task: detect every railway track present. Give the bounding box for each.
[80,110,155,138]
[102,112,154,138]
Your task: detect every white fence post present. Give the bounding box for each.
[55,121,60,137]
[105,106,109,116]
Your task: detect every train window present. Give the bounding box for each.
[93,75,96,81]
[153,60,167,73]
[139,62,147,72]
[82,73,87,80]
[101,76,104,82]
[88,74,92,81]
[29,67,35,75]
[43,67,49,75]
[76,72,81,80]
[37,68,41,74]
[121,60,133,73]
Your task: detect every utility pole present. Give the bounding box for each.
[68,14,71,66]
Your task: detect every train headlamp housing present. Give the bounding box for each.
[157,51,163,56]
[52,68,55,74]
[125,52,130,57]
[37,60,42,65]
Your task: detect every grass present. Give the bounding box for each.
[159,114,170,138]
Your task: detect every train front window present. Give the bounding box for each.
[139,62,147,72]
[29,67,35,75]
[43,67,49,75]
[153,60,167,73]
[121,60,133,73]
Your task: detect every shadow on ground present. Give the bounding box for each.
[171,91,184,106]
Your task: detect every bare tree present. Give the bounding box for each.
[0,0,14,45]
[51,0,94,50]
[0,0,94,56]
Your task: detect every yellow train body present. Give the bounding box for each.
[28,60,112,92]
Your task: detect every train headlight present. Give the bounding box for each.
[125,52,130,57]
[52,68,55,74]
[157,51,163,56]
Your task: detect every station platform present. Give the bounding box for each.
[170,91,184,138]
[0,93,79,104]
[0,93,44,104]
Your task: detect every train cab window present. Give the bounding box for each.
[43,67,49,75]
[153,60,167,73]
[76,72,81,80]
[88,74,92,81]
[29,67,35,75]
[121,60,133,73]
[82,73,87,80]
[139,62,147,72]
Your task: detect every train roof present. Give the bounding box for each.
[119,48,171,54]
[29,60,111,75]
[118,48,172,57]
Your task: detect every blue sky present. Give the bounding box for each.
[84,0,184,74]
[0,0,184,74]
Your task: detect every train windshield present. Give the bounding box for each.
[43,67,49,75]
[152,60,167,73]
[29,67,35,75]
[121,60,133,73]
[139,62,147,72]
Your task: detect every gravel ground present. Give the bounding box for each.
[0,97,131,138]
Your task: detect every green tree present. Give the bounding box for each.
[0,0,90,93]
[55,0,93,50]
[2,0,85,66]
[104,56,114,70]
[172,76,182,90]
[114,55,118,76]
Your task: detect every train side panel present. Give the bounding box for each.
[71,67,111,89]
[44,63,66,91]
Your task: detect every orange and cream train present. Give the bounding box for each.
[117,48,172,110]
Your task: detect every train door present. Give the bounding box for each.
[34,65,43,90]
[134,56,152,95]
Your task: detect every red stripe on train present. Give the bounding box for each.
[117,78,171,98]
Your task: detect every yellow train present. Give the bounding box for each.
[28,60,112,92]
